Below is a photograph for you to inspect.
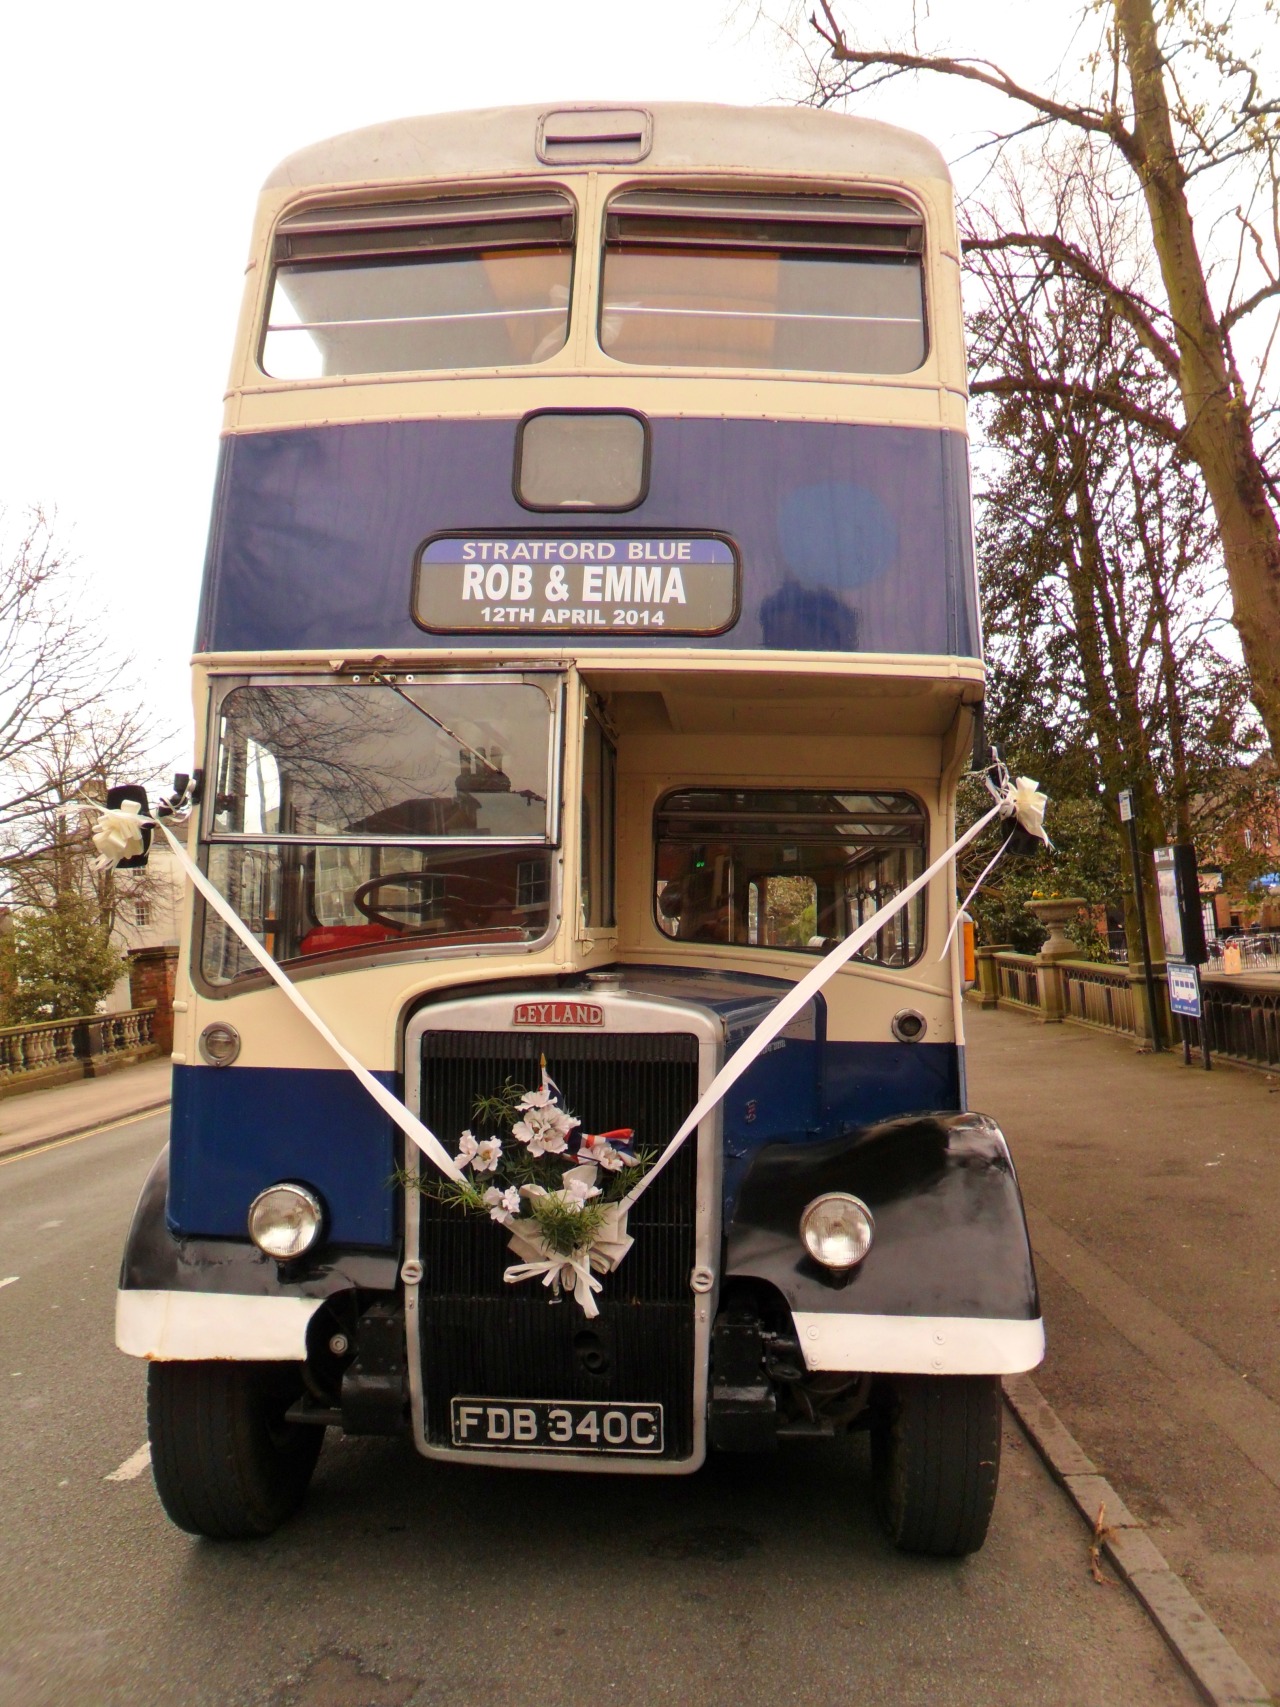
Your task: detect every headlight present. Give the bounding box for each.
[199,1021,241,1066]
[800,1193,874,1270]
[247,1183,324,1261]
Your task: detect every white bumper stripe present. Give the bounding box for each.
[792,1311,1045,1375]
[115,1289,322,1360]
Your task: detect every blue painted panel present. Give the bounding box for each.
[720,1038,961,1211]
[167,1065,398,1246]
[165,1037,960,1238]
[197,418,978,657]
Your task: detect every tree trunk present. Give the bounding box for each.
[1115,0,1280,759]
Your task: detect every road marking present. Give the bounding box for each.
[0,1277,18,1292]
[0,1104,170,1168]
[105,1443,151,1482]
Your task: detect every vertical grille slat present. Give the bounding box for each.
[415,1029,701,1459]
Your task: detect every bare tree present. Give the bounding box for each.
[794,0,1280,760]
[0,508,167,925]
[961,145,1268,951]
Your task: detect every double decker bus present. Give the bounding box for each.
[116,102,1043,1555]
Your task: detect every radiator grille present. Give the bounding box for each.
[415,1029,701,1459]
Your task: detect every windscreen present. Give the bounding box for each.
[601,190,926,374]
[201,677,558,983]
[654,788,927,965]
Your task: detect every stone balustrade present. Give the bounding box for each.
[0,1007,159,1098]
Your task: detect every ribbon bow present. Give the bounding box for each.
[1000,775,1050,843]
[90,801,147,870]
[500,1187,634,1320]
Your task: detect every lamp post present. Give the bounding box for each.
[1119,789,1163,1052]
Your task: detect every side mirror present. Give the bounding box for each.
[1002,822,1045,863]
[105,785,153,869]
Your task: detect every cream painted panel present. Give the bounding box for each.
[226,152,966,423]
[262,105,954,196]
[197,651,983,683]
[183,938,578,1072]
[228,375,961,436]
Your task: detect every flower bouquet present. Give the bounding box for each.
[407,1060,652,1316]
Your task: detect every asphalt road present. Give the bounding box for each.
[0,1113,1200,1707]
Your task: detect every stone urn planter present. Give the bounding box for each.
[1025,897,1087,958]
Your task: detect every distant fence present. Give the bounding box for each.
[0,1007,158,1097]
[1188,981,1280,1072]
[978,947,1280,1072]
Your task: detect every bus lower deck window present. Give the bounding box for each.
[601,190,926,375]
[654,788,927,966]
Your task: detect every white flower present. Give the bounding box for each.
[454,1129,480,1169]
[517,1086,555,1111]
[592,1142,626,1173]
[560,1176,602,1208]
[511,1105,578,1156]
[483,1185,521,1222]
[472,1137,503,1174]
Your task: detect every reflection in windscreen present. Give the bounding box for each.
[263,248,572,378]
[213,682,551,840]
[201,843,553,984]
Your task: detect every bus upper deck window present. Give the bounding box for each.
[262,192,576,379]
[601,190,925,375]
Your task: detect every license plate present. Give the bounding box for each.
[450,1397,664,1455]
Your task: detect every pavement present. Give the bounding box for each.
[966,1003,1280,1700]
[0,1058,173,1160]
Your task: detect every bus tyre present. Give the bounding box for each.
[147,1360,324,1539]
[870,1374,1002,1557]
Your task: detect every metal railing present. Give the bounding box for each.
[1205,936,1280,974]
[1060,961,1138,1035]
[1184,980,1280,1072]
[0,1007,158,1089]
[994,952,1039,1010]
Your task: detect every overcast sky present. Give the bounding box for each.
[0,0,1093,785]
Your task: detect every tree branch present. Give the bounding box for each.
[808,3,1140,160]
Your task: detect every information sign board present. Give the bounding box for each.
[1167,961,1202,1018]
[1153,845,1208,965]
[414,533,739,635]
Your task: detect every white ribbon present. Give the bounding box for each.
[618,769,1046,1213]
[938,775,1051,961]
[84,804,466,1186]
[499,1170,633,1316]
[83,767,1046,1309]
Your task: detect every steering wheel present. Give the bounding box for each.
[352,870,510,932]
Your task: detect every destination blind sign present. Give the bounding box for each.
[414,534,739,635]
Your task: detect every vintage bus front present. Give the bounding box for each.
[116,104,1042,1553]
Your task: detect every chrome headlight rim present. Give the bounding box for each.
[247,1181,325,1262]
[800,1191,875,1271]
